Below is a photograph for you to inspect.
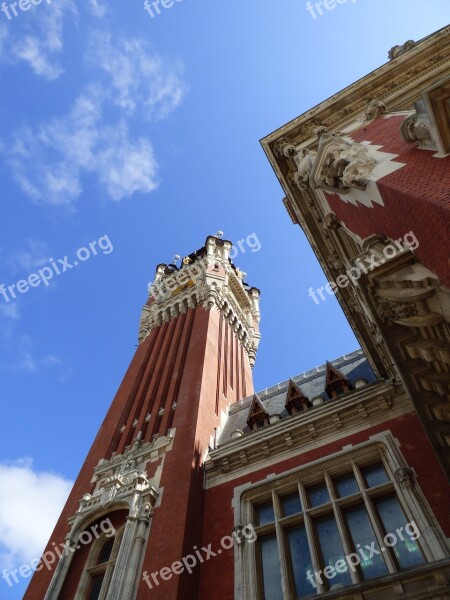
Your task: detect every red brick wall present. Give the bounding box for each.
[136,307,254,600]
[24,304,254,600]
[325,116,450,288]
[198,411,450,600]
[23,332,158,600]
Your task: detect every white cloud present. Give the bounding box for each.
[9,239,50,274]
[0,458,73,571]
[0,303,20,322]
[89,33,186,119]
[7,88,160,205]
[86,0,107,18]
[6,335,72,382]
[2,0,77,80]
[1,20,185,205]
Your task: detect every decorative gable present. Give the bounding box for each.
[325,362,352,399]
[246,394,269,431]
[285,379,312,415]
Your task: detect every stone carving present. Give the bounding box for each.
[394,467,415,488]
[231,525,255,545]
[400,113,434,149]
[376,297,419,323]
[327,252,344,271]
[365,99,387,120]
[388,40,416,60]
[274,137,297,158]
[310,134,376,193]
[314,125,329,139]
[289,148,317,190]
[323,212,341,231]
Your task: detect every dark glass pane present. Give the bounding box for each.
[287,526,315,598]
[362,464,389,488]
[260,535,283,600]
[97,538,114,564]
[87,573,105,600]
[344,505,388,580]
[281,493,302,517]
[315,516,352,588]
[335,473,359,498]
[375,496,425,569]
[308,483,330,507]
[257,502,275,526]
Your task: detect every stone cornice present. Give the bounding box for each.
[205,379,411,486]
[261,26,450,168]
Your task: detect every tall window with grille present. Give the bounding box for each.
[244,452,429,599]
[81,527,124,600]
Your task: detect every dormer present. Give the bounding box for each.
[246,394,270,431]
[325,362,352,399]
[285,379,312,415]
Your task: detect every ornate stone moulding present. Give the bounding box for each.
[139,237,261,366]
[77,434,173,518]
[309,134,377,193]
[284,133,377,194]
[205,380,404,482]
[43,438,165,600]
[261,26,450,166]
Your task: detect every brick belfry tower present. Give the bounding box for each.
[24,234,261,600]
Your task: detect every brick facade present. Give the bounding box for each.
[325,116,450,288]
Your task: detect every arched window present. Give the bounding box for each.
[81,525,124,600]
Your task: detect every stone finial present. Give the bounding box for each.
[388,40,416,60]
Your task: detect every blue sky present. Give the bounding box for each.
[0,0,448,597]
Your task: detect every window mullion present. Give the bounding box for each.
[301,482,326,595]
[273,490,292,600]
[364,493,397,574]
[332,500,360,585]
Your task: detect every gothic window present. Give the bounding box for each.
[79,526,124,600]
[243,450,428,599]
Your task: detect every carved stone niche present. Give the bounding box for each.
[309,134,376,194]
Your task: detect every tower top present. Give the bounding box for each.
[139,234,261,366]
